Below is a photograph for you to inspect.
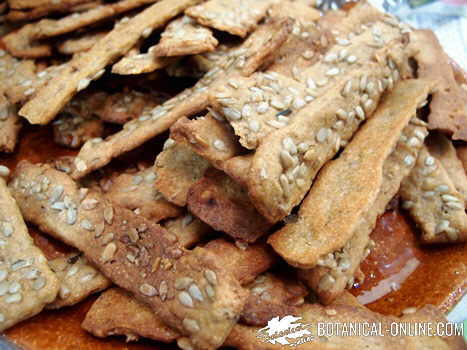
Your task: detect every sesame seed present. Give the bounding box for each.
[81,198,98,210]
[104,206,114,225]
[213,139,226,152]
[336,108,348,120]
[188,284,203,302]
[101,242,117,263]
[159,280,168,301]
[142,27,152,38]
[424,156,435,166]
[302,50,314,60]
[66,264,79,277]
[435,220,450,234]
[0,269,7,282]
[325,308,337,316]
[222,107,241,121]
[292,97,306,109]
[355,106,365,120]
[248,119,260,132]
[5,293,22,304]
[183,318,200,333]
[342,80,353,96]
[178,291,194,308]
[423,191,435,198]
[402,200,414,209]
[8,281,21,294]
[403,155,415,166]
[32,277,46,290]
[407,137,420,147]
[80,219,94,231]
[75,158,87,172]
[280,150,295,169]
[336,38,350,46]
[175,277,194,290]
[316,128,330,143]
[140,283,158,297]
[442,194,460,203]
[256,102,269,114]
[324,53,337,63]
[177,337,194,350]
[267,120,286,129]
[346,55,357,63]
[326,67,340,76]
[1,221,14,237]
[77,78,91,91]
[306,78,317,89]
[445,201,464,210]
[435,185,449,193]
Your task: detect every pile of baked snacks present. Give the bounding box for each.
[0,0,466,348]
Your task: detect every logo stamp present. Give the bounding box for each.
[256,315,315,347]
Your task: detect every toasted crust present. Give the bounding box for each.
[269,80,431,268]
[10,161,248,349]
[400,146,467,243]
[154,141,210,207]
[171,114,243,170]
[104,166,182,223]
[0,93,22,153]
[57,31,107,55]
[150,15,218,57]
[69,18,291,179]
[17,0,203,124]
[185,0,277,38]
[187,168,272,243]
[408,30,467,141]
[53,113,103,149]
[47,253,111,309]
[0,175,60,332]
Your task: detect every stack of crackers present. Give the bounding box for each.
[0,0,466,349]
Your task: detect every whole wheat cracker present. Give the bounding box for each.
[400,146,467,244]
[268,80,431,269]
[0,173,60,332]
[17,0,203,123]
[154,140,210,207]
[9,161,248,350]
[47,253,111,309]
[69,18,292,179]
[187,168,272,243]
[150,15,218,57]
[0,93,22,153]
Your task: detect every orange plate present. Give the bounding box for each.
[1,125,466,350]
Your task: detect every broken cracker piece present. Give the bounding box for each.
[70,17,291,179]
[162,214,210,249]
[187,168,272,243]
[400,146,467,243]
[408,29,467,141]
[111,50,175,75]
[154,140,210,207]
[0,173,59,331]
[0,93,22,153]
[170,113,242,169]
[186,0,277,38]
[150,15,218,57]
[105,166,181,222]
[47,253,111,309]
[53,112,103,149]
[17,0,203,123]
[57,31,107,55]
[10,161,248,350]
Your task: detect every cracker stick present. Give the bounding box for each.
[70,18,291,179]
[57,31,107,55]
[47,253,111,309]
[17,0,203,124]
[268,80,430,270]
[53,112,103,149]
[400,146,467,243]
[150,15,218,57]
[186,0,277,38]
[246,43,410,223]
[171,113,242,169]
[0,93,22,153]
[8,0,88,10]
[104,166,182,222]
[2,0,162,58]
[187,168,272,242]
[162,214,210,249]
[10,161,248,350]
[82,239,276,342]
[408,30,467,141]
[111,50,175,75]
[154,140,210,207]
[427,133,467,203]
[0,169,59,331]
[299,118,428,304]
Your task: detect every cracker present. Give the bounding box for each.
[0,93,22,153]
[241,273,308,326]
[47,253,111,309]
[82,238,276,342]
[187,168,272,243]
[268,80,431,270]
[427,133,467,203]
[170,113,242,169]
[69,17,291,179]
[150,15,218,57]
[8,0,89,10]
[6,0,98,21]
[2,0,163,58]
[186,0,277,37]
[408,30,467,141]
[245,42,410,223]
[456,146,467,173]
[53,112,103,149]
[57,31,107,55]
[111,51,175,75]
[10,161,248,350]
[400,146,467,244]
[162,214,210,249]
[154,140,210,207]
[268,0,320,24]
[104,166,182,222]
[0,173,59,332]
[17,0,203,124]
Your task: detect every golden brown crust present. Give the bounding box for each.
[408,30,467,141]
[57,31,107,55]
[10,161,248,349]
[187,168,272,243]
[154,141,210,207]
[47,253,111,309]
[0,175,60,332]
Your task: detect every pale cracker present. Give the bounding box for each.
[57,31,107,55]
[9,161,248,350]
[17,0,203,123]
[0,173,59,332]
[47,253,111,309]
[69,17,291,179]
